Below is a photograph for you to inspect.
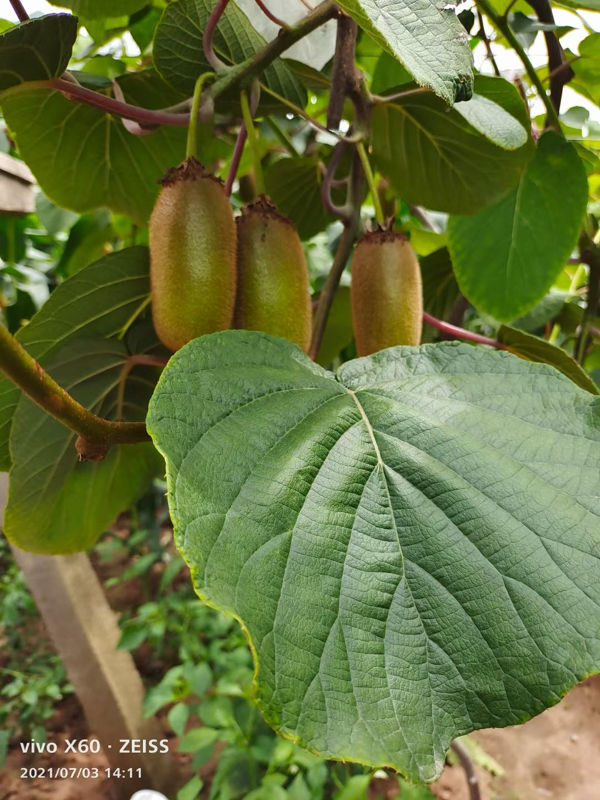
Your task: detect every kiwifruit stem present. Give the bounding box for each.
[187,72,215,160]
[356,141,385,226]
[241,86,265,195]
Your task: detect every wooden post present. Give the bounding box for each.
[0,474,178,799]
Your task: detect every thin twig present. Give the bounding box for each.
[327,14,359,130]
[0,324,150,461]
[423,312,506,349]
[322,142,351,221]
[224,85,261,197]
[409,205,440,233]
[527,0,574,123]
[477,10,501,76]
[371,86,430,104]
[9,0,29,22]
[451,740,482,800]
[204,0,230,72]
[112,79,156,135]
[310,154,365,360]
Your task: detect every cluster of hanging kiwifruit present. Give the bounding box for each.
[149,156,422,359]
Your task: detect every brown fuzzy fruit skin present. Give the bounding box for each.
[234,197,312,352]
[150,158,237,352]
[351,230,423,357]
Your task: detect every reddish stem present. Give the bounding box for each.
[422,312,506,350]
[50,78,191,127]
[10,0,29,21]
[204,0,230,72]
[253,0,289,28]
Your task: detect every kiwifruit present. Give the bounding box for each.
[150,157,237,352]
[234,196,312,352]
[351,228,422,357]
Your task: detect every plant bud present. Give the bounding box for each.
[150,157,237,352]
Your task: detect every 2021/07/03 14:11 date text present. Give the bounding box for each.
[20,767,143,779]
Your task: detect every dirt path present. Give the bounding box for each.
[432,675,600,800]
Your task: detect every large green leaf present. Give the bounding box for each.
[371,76,533,215]
[0,247,150,472]
[0,14,77,92]
[336,0,473,104]
[0,70,186,222]
[5,335,163,554]
[47,0,148,18]
[572,34,600,106]
[153,0,306,108]
[448,133,588,321]
[497,325,599,394]
[148,330,600,783]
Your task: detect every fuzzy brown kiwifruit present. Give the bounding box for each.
[150,157,237,352]
[234,196,312,352]
[351,228,422,357]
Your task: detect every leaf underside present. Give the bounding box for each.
[148,331,600,783]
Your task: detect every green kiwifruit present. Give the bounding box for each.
[351,229,422,356]
[234,196,312,352]
[150,157,237,352]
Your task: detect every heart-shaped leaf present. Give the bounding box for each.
[1,71,187,222]
[148,330,600,783]
[0,14,77,91]
[448,132,588,321]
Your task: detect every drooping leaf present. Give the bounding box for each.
[0,246,151,471]
[264,156,342,241]
[47,0,148,18]
[4,335,163,554]
[153,0,306,110]
[453,94,528,150]
[336,0,473,104]
[448,133,588,321]
[497,325,599,394]
[1,70,187,222]
[371,76,533,215]
[0,14,77,92]
[148,330,600,783]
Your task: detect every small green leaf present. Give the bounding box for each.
[118,623,149,651]
[177,775,204,800]
[153,0,306,110]
[0,246,151,471]
[178,727,219,753]
[448,133,588,321]
[148,330,600,783]
[0,15,77,91]
[372,76,532,214]
[334,775,371,800]
[168,702,190,736]
[316,287,354,367]
[498,325,599,395]
[453,94,528,150]
[419,247,459,343]
[337,0,473,104]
